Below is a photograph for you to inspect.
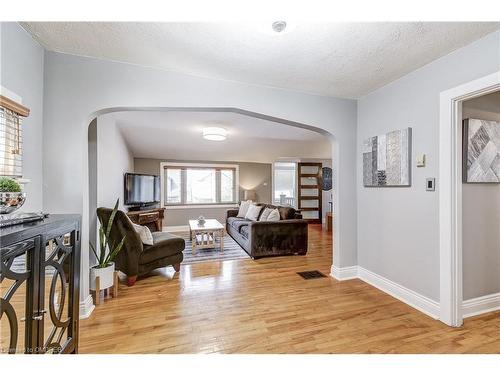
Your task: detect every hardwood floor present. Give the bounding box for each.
[79,225,500,354]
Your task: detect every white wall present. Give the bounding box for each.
[0,23,44,211]
[357,31,500,302]
[462,92,500,300]
[96,114,134,211]
[41,49,357,312]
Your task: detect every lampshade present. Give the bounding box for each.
[244,190,256,201]
[202,127,227,141]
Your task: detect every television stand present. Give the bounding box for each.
[127,203,159,212]
[126,207,165,232]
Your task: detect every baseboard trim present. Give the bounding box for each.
[357,267,440,319]
[164,225,189,232]
[330,265,440,319]
[79,294,95,320]
[462,292,500,318]
[330,265,358,281]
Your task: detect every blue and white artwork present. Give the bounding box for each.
[321,167,332,191]
[362,127,412,187]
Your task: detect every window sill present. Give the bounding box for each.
[164,204,238,210]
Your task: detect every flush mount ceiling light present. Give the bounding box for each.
[202,127,227,141]
[254,19,295,36]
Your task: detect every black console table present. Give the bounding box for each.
[0,214,81,354]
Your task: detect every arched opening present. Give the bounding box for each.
[83,106,340,311]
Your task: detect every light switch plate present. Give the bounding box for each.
[417,154,426,167]
[426,178,435,191]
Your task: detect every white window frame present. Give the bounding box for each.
[160,162,239,209]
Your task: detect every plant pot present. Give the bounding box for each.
[90,262,115,291]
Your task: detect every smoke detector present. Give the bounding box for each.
[272,21,287,33]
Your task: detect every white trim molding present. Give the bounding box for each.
[439,70,500,327]
[462,293,500,318]
[357,267,440,320]
[330,265,358,281]
[330,265,440,320]
[79,295,95,319]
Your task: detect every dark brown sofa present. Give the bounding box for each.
[97,208,184,286]
[226,204,308,258]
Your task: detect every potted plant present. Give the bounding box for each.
[89,199,126,292]
[0,177,27,214]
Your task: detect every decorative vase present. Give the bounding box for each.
[90,262,115,290]
[197,215,205,226]
[0,192,27,214]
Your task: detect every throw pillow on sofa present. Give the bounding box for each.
[266,208,280,222]
[259,207,273,221]
[245,204,263,221]
[132,223,154,246]
[237,200,253,218]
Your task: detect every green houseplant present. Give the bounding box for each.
[0,177,26,214]
[89,199,126,292]
[0,177,22,192]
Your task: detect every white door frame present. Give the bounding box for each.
[439,71,500,327]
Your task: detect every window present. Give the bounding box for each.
[186,168,216,204]
[162,163,238,207]
[166,168,181,204]
[0,107,23,177]
[273,162,297,207]
[220,169,235,203]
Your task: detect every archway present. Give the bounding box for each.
[83,106,340,316]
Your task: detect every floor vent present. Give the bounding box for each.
[297,270,327,280]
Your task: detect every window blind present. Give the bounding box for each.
[0,106,23,177]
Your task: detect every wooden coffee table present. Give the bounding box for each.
[188,219,225,254]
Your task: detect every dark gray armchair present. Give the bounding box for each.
[97,208,185,286]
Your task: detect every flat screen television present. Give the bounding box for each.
[124,173,160,206]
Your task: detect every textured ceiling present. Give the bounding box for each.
[22,22,500,98]
[111,111,331,163]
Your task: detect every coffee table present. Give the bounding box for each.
[188,219,225,254]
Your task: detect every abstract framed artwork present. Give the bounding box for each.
[362,127,412,187]
[321,167,332,191]
[462,118,500,183]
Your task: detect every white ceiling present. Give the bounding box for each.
[110,111,331,163]
[22,22,500,98]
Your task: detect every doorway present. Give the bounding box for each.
[461,90,500,318]
[439,71,500,327]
